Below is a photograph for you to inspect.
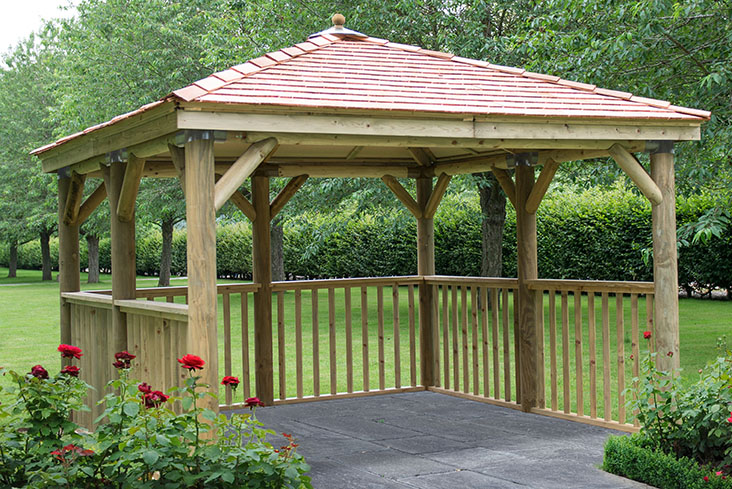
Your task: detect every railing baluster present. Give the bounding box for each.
[278,291,286,401]
[345,287,354,394]
[223,292,232,406]
[602,292,611,421]
[361,286,370,392]
[461,286,469,393]
[616,293,625,424]
[536,289,545,408]
[513,288,520,405]
[392,284,401,389]
[241,292,250,398]
[312,289,320,397]
[295,290,303,398]
[432,284,440,386]
[588,292,596,419]
[647,294,655,352]
[502,287,511,402]
[561,291,570,414]
[442,284,450,390]
[631,293,640,427]
[574,291,584,417]
[471,286,479,396]
[481,287,489,398]
[452,285,459,391]
[549,289,557,411]
[408,284,416,387]
[491,288,500,400]
[377,286,385,391]
[328,287,337,396]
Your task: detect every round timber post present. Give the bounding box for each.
[252,175,274,405]
[416,176,437,386]
[58,170,81,366]
[515,161,538,412]
[650,142,680,371]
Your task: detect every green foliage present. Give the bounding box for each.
[604,435,732,489]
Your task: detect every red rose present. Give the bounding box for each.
[643,331,652,340]
[30,365,49,380]
[221,376,240,388]
[112,360,126,370]
[138,382,152,394]
[177,354,205,371]
[60,365,80,377]
[143,390,169,408]
[704,476,709,481]
[113,351,136,369]
[727,412,732,423]
[667,351,674,357]
[58,344,83,359]
[244,397,264,410]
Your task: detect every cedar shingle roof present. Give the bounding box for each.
[32,32,710,156]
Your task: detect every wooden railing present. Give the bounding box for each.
[423,276,521,409]
[527,279,654,431]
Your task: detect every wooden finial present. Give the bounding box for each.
[332,13,345,27]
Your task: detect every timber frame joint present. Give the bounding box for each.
[647,140,675,154]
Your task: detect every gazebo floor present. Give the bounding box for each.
[235,391,650,488]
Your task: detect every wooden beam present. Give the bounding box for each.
[433,155,507,175]
[116,155,145,223]
[382,175,422,218]
[608,144,663,205]
[214,137,277,211]
[423,173,452,219]
[492,168,517,207]
[345,146,364,160]
[525,159,560,214]
[277,164,409,178]
[416,176,436,386]
[270,175,308,219]
[408,147,432,167]
[76,183,107,224]
[58,174,81,366]
[168,144,186,195]
[229,190,257,221]
[62,172,87,226]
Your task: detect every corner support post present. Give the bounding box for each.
[417,176,437,386]
[58,170,81,366]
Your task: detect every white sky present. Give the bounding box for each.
[0,0,75,53]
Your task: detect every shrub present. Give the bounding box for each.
[0,346,311,488]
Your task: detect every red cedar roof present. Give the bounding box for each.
[32,33,710,156]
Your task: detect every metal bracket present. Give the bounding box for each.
[506,152,539,168]
[647,140,675,155]
[174,130,226,147]
[57,167,70,179]
[183,130,215,144]
[106,149,127,164]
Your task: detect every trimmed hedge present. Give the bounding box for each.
[604,435,732,488]
[1,186,729,291]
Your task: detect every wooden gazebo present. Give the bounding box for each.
[33,17,709,430]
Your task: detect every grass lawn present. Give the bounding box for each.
[1,267,731,418]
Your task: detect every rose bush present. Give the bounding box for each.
[0,345,311,488]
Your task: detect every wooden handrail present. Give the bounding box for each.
[61,291,114,308]
[526,279,654,294]
[271,276,422,291]
[115,299,188,322]
[423,275,519,287]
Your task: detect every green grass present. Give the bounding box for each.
[1,267,731,418]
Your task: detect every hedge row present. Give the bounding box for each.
[1,187,729,292]
[603,435,732,489]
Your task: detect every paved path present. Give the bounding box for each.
[247,391,649,488]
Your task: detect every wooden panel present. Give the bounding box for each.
[295,290,303,398]
[588,292,597,419]
[549,290,558,411]
[481,287,490,398]
[491,288,500,400]
[442,285,450,389]
[451,286,459,391]
[602,293,611,421]
[561,292,570,414]
[312,289,320,397]
[392,285,401,389]
[361,287,370,392]
[278,291,286,400]
[377,286,386,391]
[223,293,232,406]
[461,286,469,392]
[574,292,584,417]
[241,292,251,398]
[471,287,479,396]
[408,284,417,387]
[616,293,626,424]
[345,287,354,393]
[536,290,545,407]
[502,288,511,402]
[513,289,521,405]
[631,293,640,427]
[329,288,337,395]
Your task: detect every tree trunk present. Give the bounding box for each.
[87,234,100,283]
[158,218,174,287]
[271,216,285,282]
[8,240,17,278]
[476,172,507,278]
[40,230,52,281]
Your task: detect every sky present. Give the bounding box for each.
[0,0,76,53]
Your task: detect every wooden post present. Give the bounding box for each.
[103,162,135,354]
[651,143,680,371]
[417,176,436,386]
[184,132,219,413]
[252,175,274,404]
[58,170,81,366]
[515,162,538,412]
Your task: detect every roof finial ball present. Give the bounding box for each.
[332,13,346,27]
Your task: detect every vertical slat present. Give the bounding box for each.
[631,293,640,427]
[361,286,370,392]
[432,284,440,386]
[646,294,655,352]
[408,284,417,387]
[602,292,611,421]
[588,292,597,419]
[392,284,401,389]
[442,284,449,389]
[278,291,286,400]
[502,288,511,402]
[513,289,520,405]
[561,291,570,414]
[536,290,545,408]
[295,290,303,398]
[471,286,479,395]
[328,288,337,396]
[240,292,250,398]
[451,285,459,390]
[166,294,174,303]
[481,287,490,397]
[312,289,320,397]
[574,292,584,417]
[491,288,500,399]
[345,287,354,394]
[549,290,558,411]
[223,292,232,406]
[377,286,385,391]
[461,286,469,392]
[616,293,626,424]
